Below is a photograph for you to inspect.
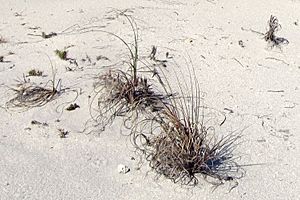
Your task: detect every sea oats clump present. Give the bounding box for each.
[91,69,168,129]
[88,14,170,131]
[131,70,242,186]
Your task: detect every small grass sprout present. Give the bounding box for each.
[55,49,68,60]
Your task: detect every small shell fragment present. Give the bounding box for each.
[117,164,130,174]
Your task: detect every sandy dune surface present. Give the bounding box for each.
[0,0,299,199]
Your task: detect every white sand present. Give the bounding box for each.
[0,0,299,199]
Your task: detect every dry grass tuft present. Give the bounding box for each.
[58,128,69,138]
[264,15,289,47]
[5,79,61,112]
[6,59,63,112]
[147,109,240,185]
[132,70,242,186]
[90,69,169,130]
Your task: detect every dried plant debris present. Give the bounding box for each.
[149,46,168,67]
[66,103,80,111]
[82,54,92,63]
[165,52,173,59]
[67,59,78,67]
[28,26,41,30]
[81,54,97,66]
[58,128,69,138]
[91,69,169,130]
[149,46,157,60]
[264,15,289,47]
[6,79,62,112]
[0,36,7,44]
[31,120,48,127]
[0,55,11,63]
[150,125,240,185]
[136,103,242,185]
[132,72,243,186]
[96,55,110,61]
[27,69,43,77]
[29,31,58,38]
[42,32,57,39]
